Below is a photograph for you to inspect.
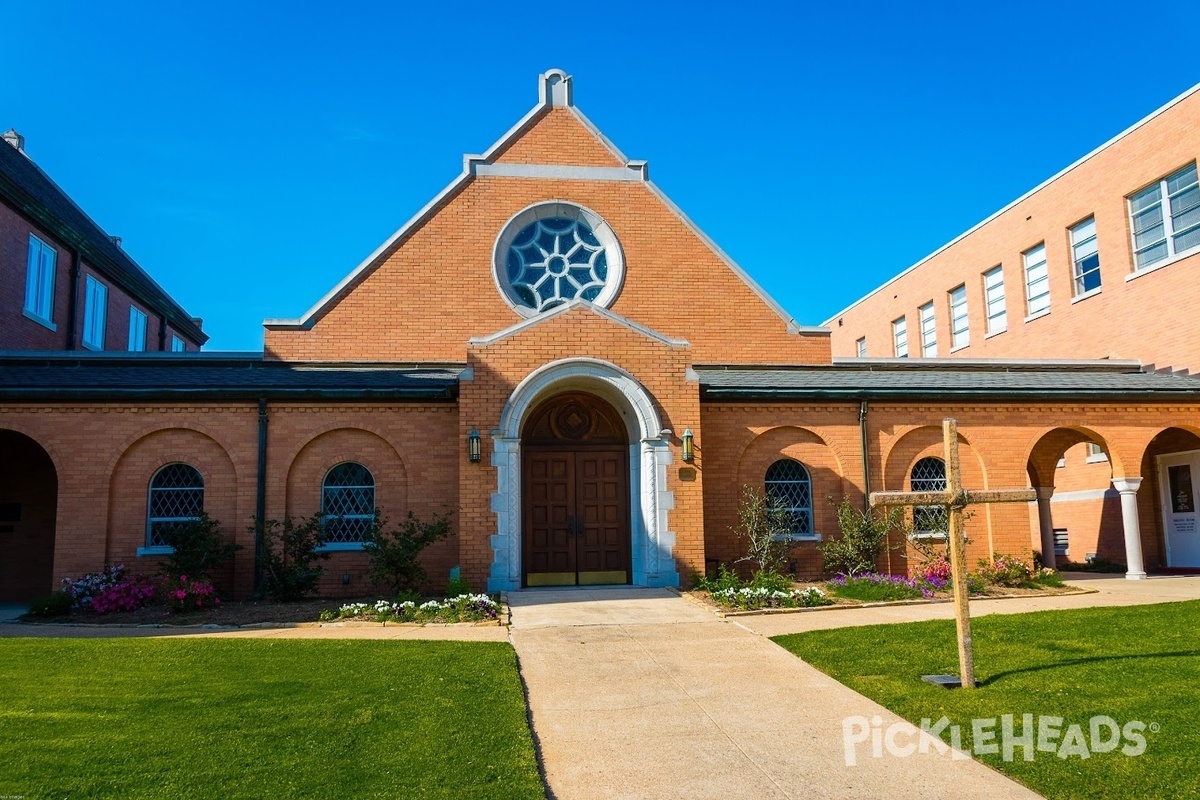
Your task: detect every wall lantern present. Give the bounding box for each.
[681,428,694,463]
[467,428,482,463]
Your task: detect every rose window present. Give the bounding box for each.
[494,203,625,316]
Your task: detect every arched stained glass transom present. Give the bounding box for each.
[147,463,204,547]
[322,462,375,544]
[494,203,625,316]
[765,458,813,536]
[910,456,948,535]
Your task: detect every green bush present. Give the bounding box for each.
[26,591,73,618]
[363,510,453,594]
[819,499,906,577]
[977,554,1033,587]
[258,514,332,601]
[1028,568,1065,588]
[731,485,794,575]
[159,512,240,582]
[446,574,472,598]
[826,573,927,602]
[694,563,744,594]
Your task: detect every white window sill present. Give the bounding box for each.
[985,327,1007,339]
[1024,309,1051,323]
[23,308,57,332]
[1085,453,1109,464]
[316,542,368,552]
[1126,247,1200,283]
[910,532,948,541]
[81,340,103,351]
[137,546,174,557]
[773,533,822,543]
[949,343,970,354]
[1071,287,1102,304]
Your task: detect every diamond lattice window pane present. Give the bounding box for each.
[147,464,204,546]
[910,457,948,534]
[765,459,813,535]
[322,463,375,543]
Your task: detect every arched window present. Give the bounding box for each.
[765,459,812,536]
[147,463,204,547]
[910,456,948,536]
[322,463,375,544]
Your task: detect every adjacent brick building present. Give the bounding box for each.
[4,71,1199,603]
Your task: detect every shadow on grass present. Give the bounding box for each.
[980,649,1200,686]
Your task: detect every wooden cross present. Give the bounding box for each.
[870,418,1035,689]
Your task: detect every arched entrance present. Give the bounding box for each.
[522,393,631,586]
[0,430,58,602]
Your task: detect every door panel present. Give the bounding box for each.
[1159,452,1200,567]
[524,447,630,586]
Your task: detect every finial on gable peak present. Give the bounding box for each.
[539,69,573,108]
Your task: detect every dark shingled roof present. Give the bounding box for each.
[0,139,207,345]
[0,353,460,401]
[697,359,1200,401]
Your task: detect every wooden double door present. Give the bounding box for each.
[522,393,632,587]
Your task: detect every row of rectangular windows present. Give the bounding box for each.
[23,233,187,351]
[854,162,1200,358]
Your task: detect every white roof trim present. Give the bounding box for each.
[821,80,1200,326]
[471,162,648,181]
[467,299,690,348]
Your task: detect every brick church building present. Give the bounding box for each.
[4,70,1200,602]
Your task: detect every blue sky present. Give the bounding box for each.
[7,1,1200,351]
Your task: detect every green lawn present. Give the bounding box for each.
[774,600,1200,799]
[0,639,544,799]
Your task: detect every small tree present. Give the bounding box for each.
[732,485,794,575]
[818,498,906,577]
[258,513,332,601]
[159,512,240,581]
[363,509,453,594]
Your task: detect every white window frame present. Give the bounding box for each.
[1023,244,1050,318]
[1053,528,1069,557]
[128,307,148,352]
[171,335,186,352]
[1085,442,1108,463]
[1069,217,1101,297]
[983,266,1006,335]
[1129,162,1200,272]
[82,275,108,350]
[892,316,908,358]
[948,284,969,350]
[855,337,867,358]
[23,234,57,329]
[918,302,937,357]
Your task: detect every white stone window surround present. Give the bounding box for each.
[487,357,678,592]
[492,201,626,318]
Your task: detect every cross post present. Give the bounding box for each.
[870,418,1035,689]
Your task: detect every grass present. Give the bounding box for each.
[773,600,1200,799]
[0,639,544,799]
[826,573,929,602]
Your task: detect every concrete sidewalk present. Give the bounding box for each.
[510,588,1042,800]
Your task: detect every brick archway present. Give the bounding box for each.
[0,430,58,601]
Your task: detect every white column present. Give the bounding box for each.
[1036,487,1056,570]
[1112,477,1148,580]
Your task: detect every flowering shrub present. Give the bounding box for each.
[709,586,831,610]
[163,575,220,612]
[918,556,952,584]
[91,578,156,614]
[827,573,932,601]
[62,564,128,609]
[323,593,500,624]
[977,554,1034,587]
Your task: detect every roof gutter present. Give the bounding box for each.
[0,387,459,402]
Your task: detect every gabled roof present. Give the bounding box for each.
[263,70,812,336]
[697,358,1200,401]
[467,298,689,348]
[0,352,459,401]
[0,138,207,345]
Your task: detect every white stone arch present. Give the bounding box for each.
[488,357,678,591]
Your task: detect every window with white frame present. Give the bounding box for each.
[147,463,204,548]
[322,463,376,544]
[892,316,908,357]
[1070,217,1101,295]
[24,234,57,326]
[1053,528,1069,557]
[983,266,1006,334]
[765,458,813,537]
[855,337,867,358]
[82,275,108,350]
[1023,244,1050,316]
[910,457,947,536]
[1085,442,1108,462]
[128,307,148,351]
[948,285,969,349]
[171,335,186,352]
[1129,162,1200,270]
[919,302,936,357]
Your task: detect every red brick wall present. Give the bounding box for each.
[0,204,72,349]
[830,89,1200,373]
